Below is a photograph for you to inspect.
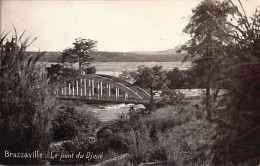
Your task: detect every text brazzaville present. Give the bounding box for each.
[5,150,43,159]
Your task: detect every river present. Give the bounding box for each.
[93,61,192,76]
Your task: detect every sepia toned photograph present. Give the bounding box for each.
[0,0,259,165]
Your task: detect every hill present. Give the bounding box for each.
[38,50,188,62]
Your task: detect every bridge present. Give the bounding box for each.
[55,74,151,104]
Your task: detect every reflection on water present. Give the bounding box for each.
[92,104,133,122]
[91,103,135,122]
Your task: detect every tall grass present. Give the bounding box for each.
[97,103,214,165]
[127,118,215,165]
[0,29,58,164]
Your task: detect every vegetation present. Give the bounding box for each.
[60,38,97,75]
[130,65,168,109]
[46,63,96,82]
[209,1,260,164]
[1,0,259,165]
[46,38,97,82]
[181,0,236,121]
[38,49,187,63]
[94,101,214,165]
[49,105,100,164]
[180,0,260,165]
[0,30,58,164]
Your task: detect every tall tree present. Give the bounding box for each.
[61,38,97,75]
[131,65,168,109]
[181,0,235,121]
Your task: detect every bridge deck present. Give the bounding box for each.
[57,95,150,104]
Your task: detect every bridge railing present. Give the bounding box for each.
[97,74,151,99]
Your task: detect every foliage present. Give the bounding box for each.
[60,38,97,75]
[127,105,214,165]
[209,1,260,165]
[94,102,212,165]
[83,66,96,75]
[161,89,186,106]
[52,106,97,140]
[46,64,64,82]
[131,65,168,92]
[118,70,133,82]
[182,0,260,164]
[0,30,57,164]
[181,0,236,121]
[50,106,100,164]
[47,64,96,82]
[131,65,168,108]
[166,67,187,89]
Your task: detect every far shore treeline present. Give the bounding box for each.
[33,49,191,62]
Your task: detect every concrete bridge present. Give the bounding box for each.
[55,74,151,104]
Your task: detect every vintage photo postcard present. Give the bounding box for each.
[0,0,259,165]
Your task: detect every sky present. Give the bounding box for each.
[1,0,259,52]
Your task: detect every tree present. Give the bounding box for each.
[166,67,187,89]
[209,1,260,164]
[181,0,235,121]
[47,64,63,82]
[61,38,97,75]
[131,65,168,109]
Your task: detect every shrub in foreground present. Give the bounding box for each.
[50,106,100,164]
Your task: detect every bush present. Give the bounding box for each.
[83,66,96,74]
[52,106,98,140]
[161,89,186,106]
[127,113,215,165]
[50,106,100,164]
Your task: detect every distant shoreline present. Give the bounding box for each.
[35,49,192,63]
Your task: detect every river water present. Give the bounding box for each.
[89,89,204,122]
[93,61,192,76]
